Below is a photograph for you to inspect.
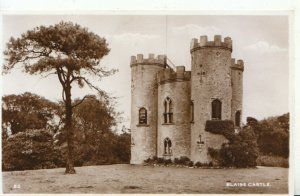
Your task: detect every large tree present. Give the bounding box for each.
[3,21,116,174]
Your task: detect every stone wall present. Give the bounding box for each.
[130,54,166,164]
[130,35,244,165]
[231,59,244,127]
[190,35,232,163]
[157,66,191,159]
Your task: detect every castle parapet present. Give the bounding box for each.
[158,66,191,84]
[130,53,167,67]
[190,35,233,53]
[230,58,244,71]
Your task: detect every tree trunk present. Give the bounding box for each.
[64,86,76,174]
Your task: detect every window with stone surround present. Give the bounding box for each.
[235,110,241,127]
[163,97,173,124]
[164,137,172,155]
[212,99,222,120]
[139,107,147,125]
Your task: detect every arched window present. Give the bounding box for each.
[163,97,173,123]
[164,137,172,155]
[235,110,241,127]
[139,107,147,125]
[191,101,194,122]
[212,99,222,120]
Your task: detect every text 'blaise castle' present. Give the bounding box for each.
[130,35,244,164]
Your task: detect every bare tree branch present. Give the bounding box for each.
[71,76,103,92]
[71,95,93,108]
[41,71,57,79]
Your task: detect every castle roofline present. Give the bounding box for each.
[130,53,167,68]
[190,35,232,53]
[230,58,244,71]
[158,66,191,85]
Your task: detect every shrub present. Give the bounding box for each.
[152,156,158,161]
[144,158,151,163]
[208,127,258,168]
[157,158,164,164]
[257,155,289,168]
[205,120,235,141]
[193,161,214,167]
[175,156,190,165]
[72,131,131,166]
[144,156,174,165]
[164,159,172,165]
[208,147,223,166]
[188,161,194,167]
[174,158,179,164]
[2,129,60,171]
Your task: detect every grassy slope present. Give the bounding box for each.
[2,164,288,194]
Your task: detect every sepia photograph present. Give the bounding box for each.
[1,14,290,194]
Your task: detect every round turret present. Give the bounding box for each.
[130,53,166,164]
[190,35,233,163]
[231,59,244,128]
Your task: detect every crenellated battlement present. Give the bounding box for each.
[158,66,191,85]
[130,53,167,67]
[130,35,244,164]
[190,35,232,53]
[230,58,244,71]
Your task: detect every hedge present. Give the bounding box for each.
[205,120,235,141]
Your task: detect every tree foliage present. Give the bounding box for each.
[247,113,289,158]
[2,129,64,171]
[2,93,130,171]
[71,96,130,166]
[205,120,235,141]
[208,125,259,168]
[207,113,289,167]
[3,21,117,174]
[2,92,60,134]
[4,22,115,79]
[73,95,117,136]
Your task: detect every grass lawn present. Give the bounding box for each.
[2,164,288,194]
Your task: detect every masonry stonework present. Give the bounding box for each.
[130,35,244,164]
[130,54,166,164]
[157,66,191,159]
[231,59,244,127]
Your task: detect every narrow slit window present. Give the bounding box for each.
[191,101,194,122]
[139,107,147,125]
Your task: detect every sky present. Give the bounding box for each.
[1,15,289,129]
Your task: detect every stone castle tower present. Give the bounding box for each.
[130,35,244,164]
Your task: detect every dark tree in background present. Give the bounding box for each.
[247,113,289,158]
[2,93,130,171]
[3,21,117,174]
[2,92,60,134]
[73,95,118,137]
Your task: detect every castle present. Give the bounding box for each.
[130,35,244,164]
